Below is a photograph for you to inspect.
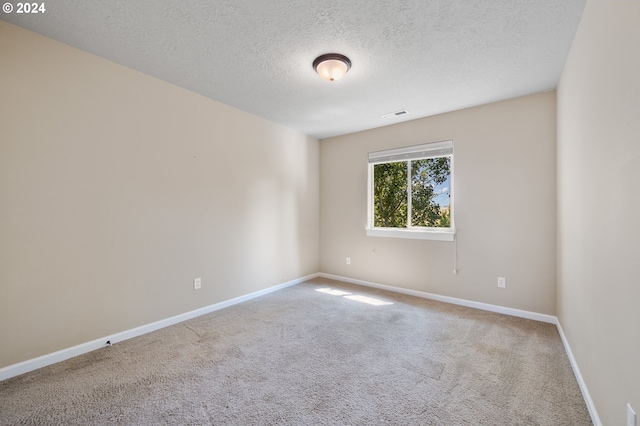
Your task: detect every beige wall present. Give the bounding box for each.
[0,22,319,369]
[320,92,557,315]
[557,2,640,425]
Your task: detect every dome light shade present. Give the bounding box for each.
[313,54,351,82]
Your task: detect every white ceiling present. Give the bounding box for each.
[2,0,586,139]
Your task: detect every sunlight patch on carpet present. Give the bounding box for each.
[344,295,393,306]
[316,288,352,296]
[316,287,393,306]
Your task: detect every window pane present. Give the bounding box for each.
[373,162,408,227]
[411,157,451,227]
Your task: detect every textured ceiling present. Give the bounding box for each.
[2,0,586,139]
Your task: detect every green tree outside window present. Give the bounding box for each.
[373,157,451,228]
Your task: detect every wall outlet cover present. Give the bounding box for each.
[498,277,506,288]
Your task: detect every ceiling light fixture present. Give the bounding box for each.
[313,53,351,82]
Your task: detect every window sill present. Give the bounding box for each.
[366,227,455,241]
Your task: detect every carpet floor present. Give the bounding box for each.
[0,277,592,425]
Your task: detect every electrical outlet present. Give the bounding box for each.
[628,403,636,426]
[346,257,351,265]
[498,277,506,288]
[194,278,201,290]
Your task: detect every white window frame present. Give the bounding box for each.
[366,140,455,241]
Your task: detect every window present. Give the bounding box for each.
[367,140,454,241]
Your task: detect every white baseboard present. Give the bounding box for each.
[556,321,602,426]
[0,270,603,426]
[0,273,319,382]
[318,273,557,324]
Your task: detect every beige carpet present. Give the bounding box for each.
[0,277,592,425]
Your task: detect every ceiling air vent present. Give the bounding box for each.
[381,110,408,119]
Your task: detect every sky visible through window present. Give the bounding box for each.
[433,176,450,207]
